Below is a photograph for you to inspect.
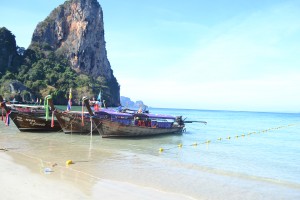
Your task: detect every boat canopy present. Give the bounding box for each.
[95,109,133,118]
[95,109,176,120]
[133,113,176,120]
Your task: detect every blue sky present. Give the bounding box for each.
[1,0,300,112]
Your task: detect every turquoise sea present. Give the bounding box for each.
[1,107,300,199]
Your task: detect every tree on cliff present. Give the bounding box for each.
[0,26,119,106]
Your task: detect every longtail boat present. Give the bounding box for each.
[82,97,206,137]
[0,96,61,132]
[6,104,45,116]
[45,95,99,134]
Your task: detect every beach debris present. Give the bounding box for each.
[192,142,198,146]
[205,140,211,144]
[0,147,8,151]
[52,163,58,167]
[44,167,53,174]
[66,160,74,166]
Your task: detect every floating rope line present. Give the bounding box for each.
[158,123,298,153]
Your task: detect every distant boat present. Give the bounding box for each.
[0,95,61,132]
[46,95,99,134]
[82,97,206,137]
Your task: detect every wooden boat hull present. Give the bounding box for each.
[54,111,98,134]
[9,112,61,132]
[94,119,184,137]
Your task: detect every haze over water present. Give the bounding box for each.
[1,108,300,199]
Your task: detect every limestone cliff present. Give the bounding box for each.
[31,0,111,79]
[29,0,119,105]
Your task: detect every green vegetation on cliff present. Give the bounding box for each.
[0,27,119,106]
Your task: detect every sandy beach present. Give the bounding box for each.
[0,151,194,200]
[1,117,300,200]
[2,148,300,200]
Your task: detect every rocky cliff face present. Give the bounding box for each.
[30,0,113,80]
[0,27,22,74]
[28,0,120,106]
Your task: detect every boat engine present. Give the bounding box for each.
[176,116,185,126]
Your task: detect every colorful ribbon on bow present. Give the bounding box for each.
[51,111,55,127]
[5,110,11,126]
[44,96,51,121]
[81,101,84,126]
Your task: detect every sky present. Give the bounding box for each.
[1,0,300,112]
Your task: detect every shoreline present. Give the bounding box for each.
[2,149,300,200]
[0,151,195,200]
[1,119,300,200]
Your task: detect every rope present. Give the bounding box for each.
[1,134,102,180]
[159,123,298,153]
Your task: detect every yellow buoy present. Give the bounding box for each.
[178,144,183,148]
[66,160,73,166]
[159,148,164,152]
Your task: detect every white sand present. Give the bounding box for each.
[0,152,194,200]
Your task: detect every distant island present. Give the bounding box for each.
[120,96,148,109]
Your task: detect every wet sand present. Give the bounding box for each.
[1,122,300,200]
[2,149,300,200]
[0,152,194,200]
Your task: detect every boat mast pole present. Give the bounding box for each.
[82,97,94,137]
